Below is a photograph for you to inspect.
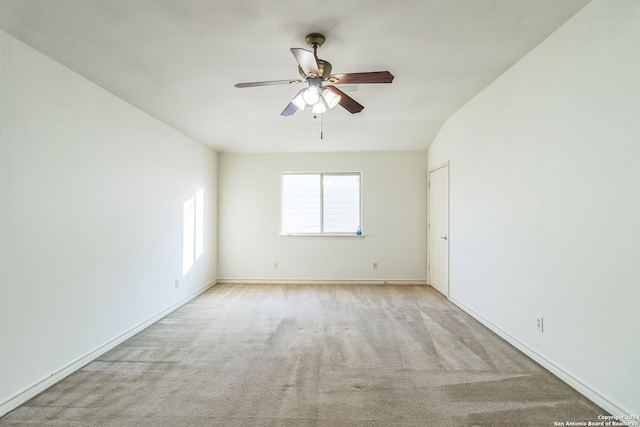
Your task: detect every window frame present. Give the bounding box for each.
[280,171,363,236]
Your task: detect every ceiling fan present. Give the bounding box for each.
[235,33,394,116]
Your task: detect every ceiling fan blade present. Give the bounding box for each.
[281,102,299,117]
[325,86,364,114]
[291,48,319,77]
[329,71,394,85]
[235,79,303,88]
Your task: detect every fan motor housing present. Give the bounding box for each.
[298,59,332,79]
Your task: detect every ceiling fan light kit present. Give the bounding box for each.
[235,33,394,117]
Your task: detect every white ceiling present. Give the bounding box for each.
[0,0,591,153]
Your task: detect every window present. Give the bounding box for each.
[281,172,361,235]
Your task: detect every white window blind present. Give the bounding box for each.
[282,173,361,235]
[282,174,321,234]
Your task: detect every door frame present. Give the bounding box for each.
[427,161,450,298]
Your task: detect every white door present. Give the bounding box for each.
[428,163,449,297]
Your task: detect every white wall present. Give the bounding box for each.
[428,0,640,414]
[0,30,218,413]
[218,152,428,283]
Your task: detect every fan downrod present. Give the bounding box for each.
[298,33,332,79]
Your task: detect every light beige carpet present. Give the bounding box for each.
[0,284,605,426]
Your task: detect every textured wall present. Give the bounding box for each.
[0,30,218,411]
[218,152,428,283]
[428,0,640,414]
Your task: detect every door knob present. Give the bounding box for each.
[441,235,448,240]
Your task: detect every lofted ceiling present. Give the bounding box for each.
[0,0,591,153]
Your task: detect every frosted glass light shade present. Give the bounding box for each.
[302,86,320,105]
[292,92,306,110]
[312,101,327,114]
[322,88,341,109]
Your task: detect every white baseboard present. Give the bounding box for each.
[216,279,428,285]
[449,296,632,417]
[0,280,217,418]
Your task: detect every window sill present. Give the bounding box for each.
[280,233,365,238]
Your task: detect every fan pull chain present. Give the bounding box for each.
[320,113,324,140]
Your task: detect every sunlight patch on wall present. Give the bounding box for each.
[195,188,204,260]
[182,188,204,276]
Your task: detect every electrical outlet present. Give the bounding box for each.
[175,279,179,289]
[273,262,279,270]
[373,262,379,270]
[536,316,544,332]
